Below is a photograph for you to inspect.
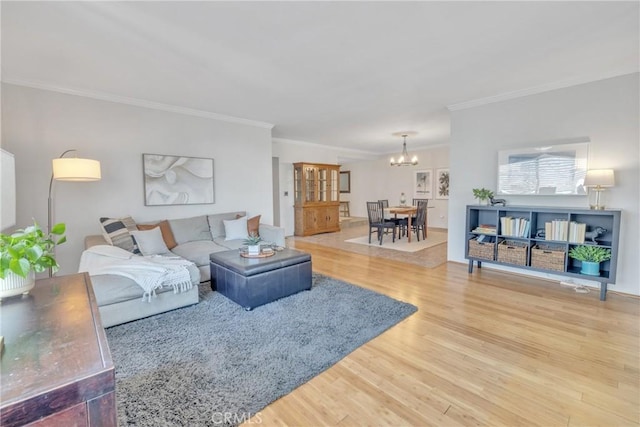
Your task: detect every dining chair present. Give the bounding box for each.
[410,198,429,229]
[410,200,428,241]
[378,199,401,234]
[366,201,396,245]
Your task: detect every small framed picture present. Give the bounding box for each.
[339,171,351,193]
[436,168,450,199]
[414,170,433,199]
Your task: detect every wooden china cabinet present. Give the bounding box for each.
[294,162,341,236]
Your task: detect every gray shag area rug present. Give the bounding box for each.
[106,273,417,427]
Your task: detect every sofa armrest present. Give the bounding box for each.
[85,234,110,249]
[258,224,285,247]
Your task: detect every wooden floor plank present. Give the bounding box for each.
[245,240,639,426]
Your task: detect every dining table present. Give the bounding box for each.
[387,205,427,243]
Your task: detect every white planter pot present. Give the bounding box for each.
[247,245,261,255]
[0,270,36,300]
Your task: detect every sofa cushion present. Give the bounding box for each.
[224,216,249,241]
[90,274,177,306]
[213,237,244,251]
[170,240,227,267]
[137,220,177,249]
[207,211,246,238]
[99,216,139,254]
[169,215,212,244]
[258,224,286,247]
[91,261,201,307]
[130,227,171,256]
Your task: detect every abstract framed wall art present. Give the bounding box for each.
[414,169,433,199]
[436,168,449,199]
[143,153,215,206]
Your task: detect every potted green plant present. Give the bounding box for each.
[0,221,66,299]
[569,245,611,276]
[472,188,494,205]
[243,233,262,256]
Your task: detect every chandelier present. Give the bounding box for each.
[390,133,418,166]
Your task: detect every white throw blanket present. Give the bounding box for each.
[78,245,194,301]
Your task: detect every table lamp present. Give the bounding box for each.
[583,169,614,210]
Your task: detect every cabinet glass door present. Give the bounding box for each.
[318,168,327,202]
[330,169,339,201]
[305,167,316,202]
[294,167,302,205]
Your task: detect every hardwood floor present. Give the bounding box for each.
[245,240,640,427]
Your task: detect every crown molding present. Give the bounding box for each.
[447,69,639,111]
[2,78,275,129]
[272,137,379,156]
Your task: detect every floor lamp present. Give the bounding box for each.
[48,149,101,277]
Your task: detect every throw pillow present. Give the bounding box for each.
[99,216,140,254]
[208,212,246,239]
[223,216,249,241]
[130,227,171,256]
[137,220,177,249]
[236,214,261,237]
[247,215,261,237]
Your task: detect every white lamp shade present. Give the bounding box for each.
[584,169,615,187]
[52,158,101,181]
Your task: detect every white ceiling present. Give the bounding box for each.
[2,1,638,154]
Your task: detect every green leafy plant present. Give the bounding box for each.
[472,188,494,202]
[243,233,262,246]
[569,245,611,263]
[0,222,66,279]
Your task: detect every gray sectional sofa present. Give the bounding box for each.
[83,211,285,327]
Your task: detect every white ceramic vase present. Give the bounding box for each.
[0,270,36,300]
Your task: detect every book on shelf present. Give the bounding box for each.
[472,224,496,234]
[568,221,586,243]
[474,235,495,243]
[552,220,564,241]
[545,219,580,241]
[499,216,530,237]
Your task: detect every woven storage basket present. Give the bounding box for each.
[468,238,495,260]
[531,244,565,272]
[497,240,528,266]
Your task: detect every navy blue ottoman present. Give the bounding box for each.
[209,248,312,310]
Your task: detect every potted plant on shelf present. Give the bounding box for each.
[569,245,611,276]
[472,188,494,205]
[0,221,66,299]
[243,233,262,256]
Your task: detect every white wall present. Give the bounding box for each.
[2,83,274,275]
[344,145,450,229]
[449,73,639,296]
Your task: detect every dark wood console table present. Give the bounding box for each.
[0,273,116,426]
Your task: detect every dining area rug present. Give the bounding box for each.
[345,229,448,252]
